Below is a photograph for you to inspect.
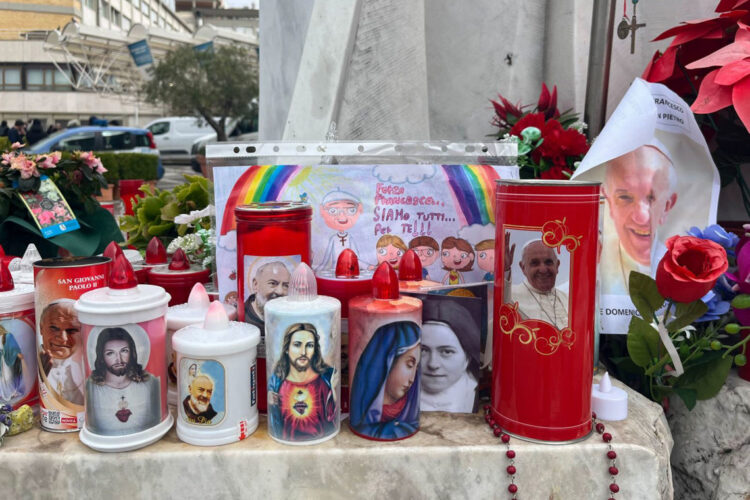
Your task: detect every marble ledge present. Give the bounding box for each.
[1,380,673,500]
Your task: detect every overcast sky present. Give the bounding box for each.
[223,0,257,7]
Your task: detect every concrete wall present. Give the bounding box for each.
[258,0,314,140]
[259,0,720,141]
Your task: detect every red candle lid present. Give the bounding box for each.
[168,248,191,271]
[0,245,5,258]
[336,249,360,278]
[398,249,422,281]
[103,241,124,262]
[372,261,399,300]
[0,260,14,292]
[146,236,168,265]
[110,254,138,290]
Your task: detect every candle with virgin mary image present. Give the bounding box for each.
[348,262,422,441]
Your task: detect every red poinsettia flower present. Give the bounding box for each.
[643,6,750,133]
[537,83,560,120]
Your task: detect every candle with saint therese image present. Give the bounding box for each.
[75,255,173,452]
[0,260,38,410]
[315,249,372,414]
[264,263,341,445]
[173,301,260,446]
[493,179,600,442]
[34,255,110,432]
[165,282,236,405]
[147,248,211,306]
[348,262,422,441]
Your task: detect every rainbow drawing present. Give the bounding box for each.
[220,165,305,235]
[441,164,499,226]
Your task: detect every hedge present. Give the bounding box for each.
[0,144,157,183]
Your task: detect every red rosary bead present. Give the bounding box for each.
[484,414,492,423]
[609,483,620,493]
[596,423,605,434]
[506,450,516,459]
[602,432,612,443]
[592,412,597,419]
[609,466,619,476]
[493,427,502,437]
[607,450,617,459]
[501,433,511,443]
[483,404,490,412]
[508,484,518,494]
[507,465,516,475]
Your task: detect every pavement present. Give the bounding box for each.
[157,162,197,191]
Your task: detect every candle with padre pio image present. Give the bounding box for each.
[348,262,422,441]
[234,201,312,413]
[173,301,260,446]
[0,261,38,410]
[263,263,341,445]
[165,283,236,405]
[34,256,110,432]
[75,255,173,452]
[315,249,372,414]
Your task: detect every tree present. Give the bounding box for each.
[142,45,258,141]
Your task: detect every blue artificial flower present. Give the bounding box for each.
[697,289,732,322]
[688,225,740,255]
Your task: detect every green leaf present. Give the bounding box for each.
[629,271,665,321]
[666,301,709,333]
[673,388,697,410]
[136,197,164,224]
[627,316,660,368]
[147,222,173,236]
[160,201,181,221]
[676,354,733,400]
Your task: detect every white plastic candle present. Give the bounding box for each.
[165,283,236,405]
[173,301,260,446]
[264,263,342,445]
[75,254,173,452]
[591,372,628,421]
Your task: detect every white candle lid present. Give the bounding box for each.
[591,372,628,421]
[8,243,41,284]
[173,301,260,356]
[166,283,236,330]
[0,282,34,313]
[75,283,170,325]
[123,248,144,265]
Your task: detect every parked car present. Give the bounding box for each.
[188,118,258,173]
[145,117,218,162]
[29,126,164,179]
[190,131,258,173]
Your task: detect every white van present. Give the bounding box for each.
[145,117,216,159]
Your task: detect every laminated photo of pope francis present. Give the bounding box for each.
[572,79,720,334]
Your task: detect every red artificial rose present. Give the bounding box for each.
[655,235,729,303]
[508,112,545,138]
